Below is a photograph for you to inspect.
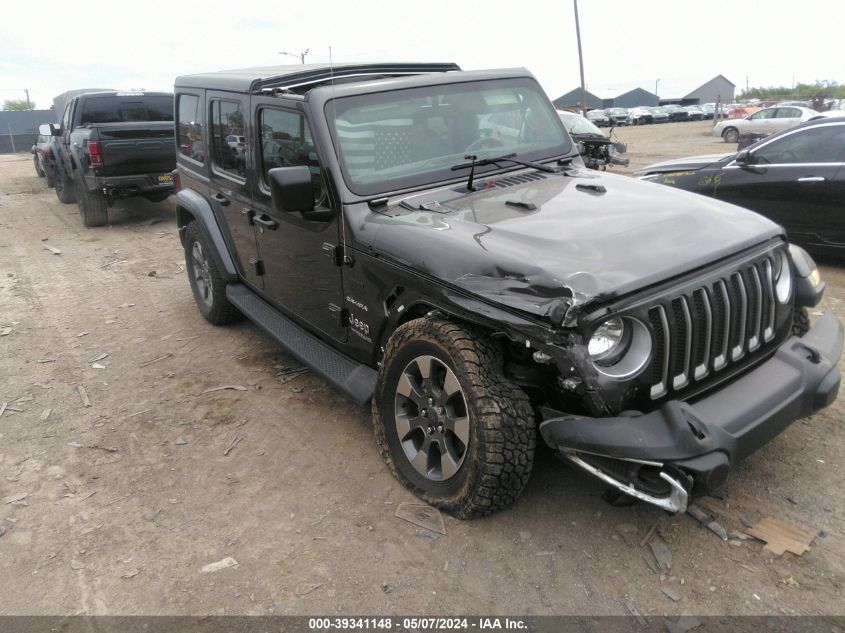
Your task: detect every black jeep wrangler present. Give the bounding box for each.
[173,63,842,518]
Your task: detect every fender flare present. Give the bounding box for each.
[175,189,238,281]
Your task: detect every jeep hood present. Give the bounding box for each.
[357,169,783,323]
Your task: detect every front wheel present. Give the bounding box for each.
[722,127,739,143]
[372,317,535,518]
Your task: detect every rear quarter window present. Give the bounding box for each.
[177,94,204,163]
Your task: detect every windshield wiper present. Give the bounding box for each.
[450,153,557,191]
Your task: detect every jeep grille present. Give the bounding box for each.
[647,252,782,399]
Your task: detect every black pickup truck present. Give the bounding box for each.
[49,90,176,227]
[174,63,841,518]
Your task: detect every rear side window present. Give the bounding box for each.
[210,100,247,178]
[78,95,174,124]
[177,94,204,163]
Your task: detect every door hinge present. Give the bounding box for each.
[328,304,348,327]
[322,242,343,266]
[249,258,265,276]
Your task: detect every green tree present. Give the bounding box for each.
[2,98,35,111]
[739,80,845,109]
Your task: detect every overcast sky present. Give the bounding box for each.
[1,0,842,110]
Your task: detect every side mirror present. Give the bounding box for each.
[38,124,52,136]
[735,149,766,173]
[48,123,62,136]
[268,166,315,214]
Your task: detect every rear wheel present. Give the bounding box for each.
[75,174,108,228]
[373,317,536,518]
[54,170,76,204]
[184,221,242,325]
[722,127,739,143]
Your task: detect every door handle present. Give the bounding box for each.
[253,214,278,230]
[797,176,825,183]
[211,192,230,206]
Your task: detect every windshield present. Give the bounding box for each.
[327,78,570,196]
[557,111,605,136]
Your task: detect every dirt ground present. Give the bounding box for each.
[1,122,843,618]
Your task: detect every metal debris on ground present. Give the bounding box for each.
[87,352,108,363]
[0,327,11,336]
[639,522,658,547]
[662,584,682,602]
[138,352,173,367]
[121,569,140,579]
[649,540,672,571]
[394,502,446,535]
[175,436,188,445]
[42,244,61,255]
[743,516,817,556]
[223,435,243,456]
[686,504,728,541]
[200,557,238,573]
[622,599,648,628]
[202,385,248,394]
[92,363,106,370]
[77,385,91,407]
[0,402,6,418]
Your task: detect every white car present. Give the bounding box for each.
[713,105,818,143]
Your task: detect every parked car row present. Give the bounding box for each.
[581,103,727,126]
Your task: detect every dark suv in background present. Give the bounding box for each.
[172,63,841,518]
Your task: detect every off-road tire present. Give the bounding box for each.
[792,307,810,337]
[75,174,109,228]
[45,165,56,188]
[722,127,739,144]
[373,316,536,518]
[54,170,77,204]
[184,221,242,325]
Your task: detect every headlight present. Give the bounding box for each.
[588,317,652,379]
[589,317,628,365]
[774,250,793,303]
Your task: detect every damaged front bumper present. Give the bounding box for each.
[539,313,843,513]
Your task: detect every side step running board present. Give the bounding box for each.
[226,284,377,406]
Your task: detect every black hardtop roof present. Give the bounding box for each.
[174,62,461,93]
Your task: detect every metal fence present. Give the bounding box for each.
[0,133,37,154]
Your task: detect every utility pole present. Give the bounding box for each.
[655,78,660,104]
[573,0,587,115]
[279,49,310,64]
[24,89,31,109]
